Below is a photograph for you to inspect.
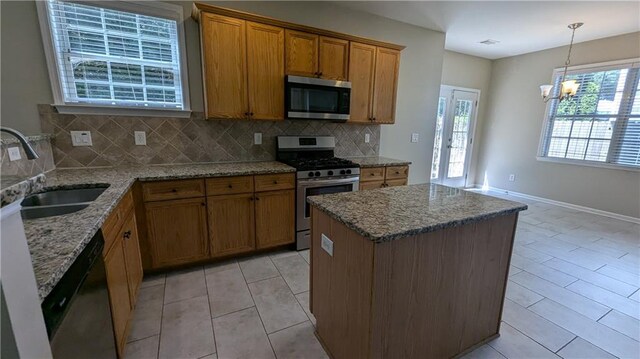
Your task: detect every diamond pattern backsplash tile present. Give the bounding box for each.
[39,105,380,168]
[1,136,55,179]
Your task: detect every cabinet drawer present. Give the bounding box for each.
[206,176,254,195]
[385,178,408,187]
[142,179,205,202]
[254,173,295,192]
[385,166,409,179]
[360,167,385,182]
[359,180,385,190]
[103,190,134,255]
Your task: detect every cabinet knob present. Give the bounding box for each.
[228,184,233,188]
[249,197,254,201]
[372,117,376,122]
[396,171,400,174]
[255,196,260,201]
[317,72,323,77]
[370,173,374,176]
[201,202,206,207]
[171,188,177,193]
[244,112,249,116]
[123,230,131,239]
[273,180,278,184]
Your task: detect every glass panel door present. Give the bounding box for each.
[431,86,478,187]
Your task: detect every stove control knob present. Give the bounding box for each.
[327,170,334,176]
[340,170,346,175]
[308,172,315,177]
[346,169,352,174]
[314,171,321,177]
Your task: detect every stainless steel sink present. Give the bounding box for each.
[21,204,90,220]
[21,187,108,207]
[20,185,109,220]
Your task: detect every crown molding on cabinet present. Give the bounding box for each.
[191,2,406,51]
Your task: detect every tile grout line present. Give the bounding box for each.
[155,279,168,359]
[202,265,218,358]
[553,335,578,354]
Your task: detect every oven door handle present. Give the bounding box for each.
[298,177,359,186]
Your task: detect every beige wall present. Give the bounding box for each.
[441,50,493,186]
[0,1,445,185]
[474,32,640,218]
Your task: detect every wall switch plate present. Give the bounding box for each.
[254,132,262,145]
[364,133,370,143]
[509,174,516,182]
[70,131,92,146]
[411,133,419,143]
[7,147,21,161]
[321,233,334,256]
[134,131,147,146]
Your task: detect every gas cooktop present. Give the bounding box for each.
[280,157,359,171]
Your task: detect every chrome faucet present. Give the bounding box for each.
[0,127,39,160]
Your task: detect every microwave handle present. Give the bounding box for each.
[298,177,359,186]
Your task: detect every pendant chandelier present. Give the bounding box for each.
[540,22,584,103]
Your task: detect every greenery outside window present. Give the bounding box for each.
[538,59,640,170]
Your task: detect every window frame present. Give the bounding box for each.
[536,58,640,172]
[36,0,191,117]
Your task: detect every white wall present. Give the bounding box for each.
[474,32,640,218]
[0,1,445,185]
[440,50,493,186]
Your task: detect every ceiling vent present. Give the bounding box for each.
[479,39,500,45]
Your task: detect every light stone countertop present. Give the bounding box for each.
[307,183,527,242]
[13,161,295,301]
[346,156,412,168]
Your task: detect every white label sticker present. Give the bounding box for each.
[321,234,333,256]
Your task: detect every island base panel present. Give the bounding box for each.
[311,208,518,358]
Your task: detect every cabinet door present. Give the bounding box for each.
[145,197,209,269]
[372,47,400,124]
[319,36,349,80]
[285,30,318,77]
[385,178,408,187]
[348,42,376,123]
[359,180,385,191]
[201,13,248,119]
[122,212,143,307]
[247,22,285,120]
[104,238,131,357]
[208,193,255,257]
[255,190,295,249]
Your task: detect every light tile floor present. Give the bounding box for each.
[125,192,640,359]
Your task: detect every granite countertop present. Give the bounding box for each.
[347,156,412,168]
[0,133,53,146]
[11,161,294,301]
[308,183,527,242]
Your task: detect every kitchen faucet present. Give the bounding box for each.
[0,127,39,160]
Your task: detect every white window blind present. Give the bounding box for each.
[43,0,186,110]
[539,60,640,169]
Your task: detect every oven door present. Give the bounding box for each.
[286,76,351,121]
[297,176,359,232]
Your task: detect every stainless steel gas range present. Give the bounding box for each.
[277,136,360,250]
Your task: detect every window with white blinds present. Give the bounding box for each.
[39,0,188,112]
[539,60,640,169]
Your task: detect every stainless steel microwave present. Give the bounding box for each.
[285,75,351,121]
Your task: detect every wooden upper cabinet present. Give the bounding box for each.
[372,47,401,124]
[145,197,209,269]
[285,30,318,77]
[255,189,295,249]
[348,42,376,123]
[208,193,256,257]
[201,13,248,119]
[246,22,285,120]
[318,36,349,80]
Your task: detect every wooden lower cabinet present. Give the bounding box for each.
[145,197,209,268]
[359,165,409,190]
[385,178,408,187]
[255,189,295,249]
[359,180,385,190]
[104,230,132,358]
[122,213,143,306]
[208,193,256,257]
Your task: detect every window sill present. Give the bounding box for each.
[536,156,640,172]
[53,104,192,118]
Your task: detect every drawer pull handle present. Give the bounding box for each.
[370,173,375,176]
[396,171,400,174]
[228,184,233,188]
[273,180,278,184]
[123,230,131,239]
[171,188,177,193]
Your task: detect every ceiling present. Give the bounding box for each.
[334,1,640,59]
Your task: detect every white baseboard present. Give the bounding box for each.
[469,185,640,225]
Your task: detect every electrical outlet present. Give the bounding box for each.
[70,131,92,146]
[7,147,21,161]
[364,133,370,143]
[321,233,334,256]
[134,131,147,146]
[411,133,419,143]
[254,132,262,145]
[509,174,516,182]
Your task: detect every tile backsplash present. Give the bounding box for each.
[1,135,55,179]
[39,105,380,168]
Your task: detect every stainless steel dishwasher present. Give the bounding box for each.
[41,231,117,358]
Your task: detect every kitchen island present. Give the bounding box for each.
[308,184,527,359]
